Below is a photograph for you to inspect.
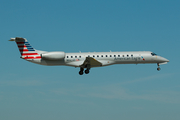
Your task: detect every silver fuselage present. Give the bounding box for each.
[29,51,169,67]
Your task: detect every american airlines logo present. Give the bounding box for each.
[114,57,142,61]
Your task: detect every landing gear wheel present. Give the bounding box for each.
[79,71,84,75]
[157,67,161,71]
[85,69,90,74]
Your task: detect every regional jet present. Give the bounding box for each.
[10,37,169,75]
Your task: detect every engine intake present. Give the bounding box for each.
[41,52,65,60]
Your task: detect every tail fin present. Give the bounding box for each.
[10,37,41,59]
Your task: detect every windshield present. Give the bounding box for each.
[151,52,157,56]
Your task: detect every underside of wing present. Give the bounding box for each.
[81,57,102,68]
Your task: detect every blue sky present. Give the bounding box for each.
[1,0,180,120]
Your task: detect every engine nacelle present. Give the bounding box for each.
[41,52,65,60]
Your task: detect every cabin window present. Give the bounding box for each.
[101,55,103,57]
[131,54,133,57]
[93,55,95,57]
[106,55,108,57]
[110,55,112,57]
[114,55,116,57]
[118,55,120,57]
[67,56,69,58]
[71,56,73,58]
[79,56,81,58]
[75,56,77,58]
[88,55,90,57]
[123,55,124,57]
[97,55,99,57]
[127,55,129,57]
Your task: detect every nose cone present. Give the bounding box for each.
[157,56,169,63]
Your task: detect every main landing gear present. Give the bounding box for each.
[79,67,90,75]
[157,63,161,71]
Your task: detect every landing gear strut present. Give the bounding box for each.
[85,64,90,74]
[157,63,161,71]
[79,68,84,75]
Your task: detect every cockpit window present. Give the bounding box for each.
[151,52,157,56]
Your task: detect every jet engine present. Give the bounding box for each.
[41,52,65,60]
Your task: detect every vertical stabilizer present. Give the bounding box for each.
[10,37,41,59]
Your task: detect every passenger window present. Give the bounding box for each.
[110,55,112,57]
[67,56,69,58]
[97,55,99,57]
[75,56,77,58]
[106,55,108,57]
[114,55,116,57]
[101,55,103,57]
[88,55,90,57]
[118,55,120,57]
[127,55,129,57]
[123,55,124,57]
[79,56,81,58]
[71,56,73,58]
[131,55,133,57]
[93,55,95,57]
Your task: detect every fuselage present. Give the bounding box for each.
[30,51,169,67]
[10,37,169,75]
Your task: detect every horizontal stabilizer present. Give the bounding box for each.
[9,37,26,41]
[9,38,15,41]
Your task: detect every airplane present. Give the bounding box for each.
[9,37,169,75]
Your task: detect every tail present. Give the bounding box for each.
[9,37,42,59]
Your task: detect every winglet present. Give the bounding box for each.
[9,38,15,41]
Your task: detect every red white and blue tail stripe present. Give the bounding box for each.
[10,37,41,59]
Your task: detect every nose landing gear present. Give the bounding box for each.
[157,67,161,71]
[157,63,161,71]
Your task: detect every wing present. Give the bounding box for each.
[80,57,102,68]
